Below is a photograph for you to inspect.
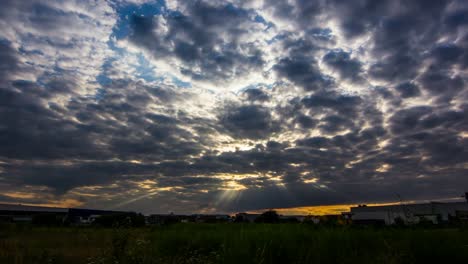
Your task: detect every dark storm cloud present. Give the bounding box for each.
[219,104,280,139]
[319,115,356,133]
[68,81,214,161]
[0,78,218,194]
[322,50,363,82]
[263,0,325,28]
[385,104,467,172]
[1,161,153,194]
[0,88,103,160]
[128,14,169,57]
[324,0,458,84]
[272,31,336,91]
[430,44,465,65]
[368,54,420,83]
[300,92,362,116]
[418,65,464,101]
[390,106,467,135]
[395,82,420,98]
[327,0,393,38]
[444,8,468,28]
[0,41,19,82]
[389,106,432,134]
[242,88,269,102]
[274,57,333,91]
[128,1,264,81]
[295,114,318,129]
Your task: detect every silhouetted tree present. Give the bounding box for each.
[233,214,245,223]
[255,210,279,223]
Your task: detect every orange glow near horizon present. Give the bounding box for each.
[247,196,467,216]
[3,192,37,200]
[247,202,402,216]
[1,199,84,209]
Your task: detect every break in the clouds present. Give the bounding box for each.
[0,0,467,214]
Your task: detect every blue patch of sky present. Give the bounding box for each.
[165,9,184,19]
[106,38,126,57]
[327,48,349,55]
[171,77,191,88]
[96,74,112,86]
[307,28,333,41]
[18,46,44,56]
[254,14,274,29]
[94,1,169,90]
[267,33,288,45]
[94,87,107,101]
[321,75,336,85]
[0,38,11,45]
[93,59,113,100]
[135,54,164,82]
[254,14,267,24]
[96,58,116,87]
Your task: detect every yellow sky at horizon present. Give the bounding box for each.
[247,196,467,216]
[3,192,464,215]
[245,202,400,216]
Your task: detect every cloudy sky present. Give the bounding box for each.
[1,0,467,215]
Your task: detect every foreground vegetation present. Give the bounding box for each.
[1,223,468,264]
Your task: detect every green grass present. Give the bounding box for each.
[1,224,468,264]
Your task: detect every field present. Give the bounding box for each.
[1,224,468,264]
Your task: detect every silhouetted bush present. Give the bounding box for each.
[394,217,405,227]
[32,214,63,226]
[93,213,145,227]
[280,217,299,223]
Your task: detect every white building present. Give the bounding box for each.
[350,201,468,225]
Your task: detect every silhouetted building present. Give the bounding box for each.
[0,204,67,223]
[193,214,231,223]
[67,208,130,224]
[147,213,232,224]
[146,213,193,225]
[0,203,130,225]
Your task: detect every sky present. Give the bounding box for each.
[0,0,467,215]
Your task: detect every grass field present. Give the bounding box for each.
[1,224,468,264]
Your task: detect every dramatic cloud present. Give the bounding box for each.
[0,0,467,214]
[127,1,266,82]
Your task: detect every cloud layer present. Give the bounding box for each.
[0,0,467,214]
